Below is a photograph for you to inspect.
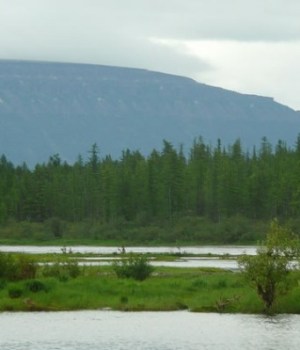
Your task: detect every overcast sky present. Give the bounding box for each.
[1,0,300,110]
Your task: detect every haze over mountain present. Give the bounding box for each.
[0,60,299,166]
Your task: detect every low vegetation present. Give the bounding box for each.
[0,253,37,281]
[0,221,299,314]
[0,257,299,314]
[0,263,300,313]
[112,254,154,281]
[0,215,266,245]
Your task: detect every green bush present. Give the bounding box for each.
[0,279,6,290]
[42,260,80,281]
[120,296,129,304]
[0,253,18,280]
[26,280,48,293]
[113,254,154,281]
[191,278,208,289]
[215,279,228,289]
[17,255,37,280]
[0,253,37,281]
[46,217,64,238]
[239,220,300,312]
[8,286,23,299]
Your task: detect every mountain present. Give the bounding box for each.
[0,59,299,166]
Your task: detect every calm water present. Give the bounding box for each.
[78,257,239,269]
[0,245,255,269]
[0,245,257,255]
[0,311,299,350]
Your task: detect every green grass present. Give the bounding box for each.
[1,265,300,314]
[0,238,130,246]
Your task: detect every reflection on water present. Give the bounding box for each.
[0,311,299,350]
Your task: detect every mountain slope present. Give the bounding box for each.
[0,59,299,166]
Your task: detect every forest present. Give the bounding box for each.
[1,136,300,243]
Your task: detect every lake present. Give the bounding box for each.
[0,245,258,270]
[78,257,239,269]
[0,245,257,255]
[0,311,299,350]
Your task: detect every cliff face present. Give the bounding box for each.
[0,60,299,165]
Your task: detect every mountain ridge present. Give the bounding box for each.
[0,59,299,166]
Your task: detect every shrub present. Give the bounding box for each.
[215,279,228,289]
[26,280,48,293]
[42,263,69,282]
[0,253,37,281]
[0,279,6,290]
[239,220,300,312]
[17,255,37,280]
[47,217,64,238]
[0,253,18,280]
[66,260,81,278]
[113,254,154,281]
[120,296,128,304]
[191,278,208,289]
[42,259,80,281]
[8,286,23,299]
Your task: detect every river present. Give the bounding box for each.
[0,311,299,349]
[0,245,257,270]
[78,257,239,269]
[0,245,257,255]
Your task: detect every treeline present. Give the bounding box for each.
[1,136,300,242]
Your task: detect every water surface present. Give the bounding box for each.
[0,311,299,350]
[0,245,257,255]
[78,257,239,269]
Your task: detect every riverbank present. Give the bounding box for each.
[0,238,258,247]
[0,216,267,246]
[1,265,300,314]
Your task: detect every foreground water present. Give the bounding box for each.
[0,311,299,350]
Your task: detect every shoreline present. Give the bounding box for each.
[1,265,300,315]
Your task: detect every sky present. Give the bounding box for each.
[1,0,300,110]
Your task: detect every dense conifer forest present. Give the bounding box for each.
[1,136,300,243]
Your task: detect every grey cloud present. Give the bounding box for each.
[0,0,212,76]
[98,36,212,78]
[92,0,300,41]
[0,0,299,111]
[1,0,300,48]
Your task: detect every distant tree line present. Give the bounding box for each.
[1,136,300,241]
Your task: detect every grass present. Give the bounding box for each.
[0,237,258,247]
[0,238,130,246]
[1,264,300,314]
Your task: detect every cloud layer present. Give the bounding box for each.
[1,0,300,109]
